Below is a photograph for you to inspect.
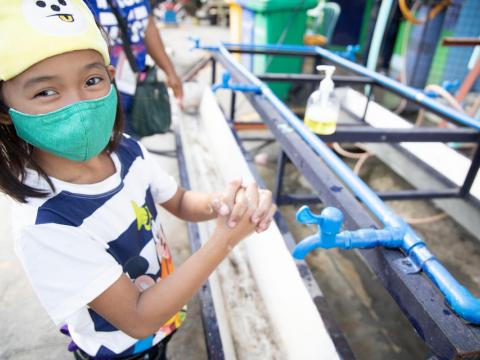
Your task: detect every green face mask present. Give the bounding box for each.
[9,85,118,162]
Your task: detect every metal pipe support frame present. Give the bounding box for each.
[214,43,480,325]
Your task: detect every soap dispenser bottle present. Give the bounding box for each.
[304,65,340,135]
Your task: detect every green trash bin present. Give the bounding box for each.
[237,0,317,100]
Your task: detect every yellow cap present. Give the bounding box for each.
[0,0,110,81]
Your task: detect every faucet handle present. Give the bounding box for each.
[296,206,323,225]
[188,36,200,51]
[296,206,344,235]
[221,71,231,85]
[294,206,345,256]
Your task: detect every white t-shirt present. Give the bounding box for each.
[12,135,186,357]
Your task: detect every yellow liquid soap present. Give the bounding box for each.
[304,115,337,135]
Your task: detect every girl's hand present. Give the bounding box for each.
[214,183,258,249]
[227,181,276,233]
[251,189,276,233]
[207,179,243,218]
[209,180,277,233]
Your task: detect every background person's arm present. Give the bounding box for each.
[145,16,184,101]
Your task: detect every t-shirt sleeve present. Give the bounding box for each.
[138,142,178,204]
[15,224,123,326]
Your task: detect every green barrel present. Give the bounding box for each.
[238,0,318,100]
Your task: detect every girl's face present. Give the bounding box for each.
[1,49,114,116]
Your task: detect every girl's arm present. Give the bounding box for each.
[89,184,261,339]
[145,16,183,101]
[161,187,227,222]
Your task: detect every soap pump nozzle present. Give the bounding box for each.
[316,65,336,93]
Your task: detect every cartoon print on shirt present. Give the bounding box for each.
[123,255,156,291]
[125,202,158,292]
[151,221,186,336]
[22,0,88,35]
[124,201,186,338]
[131,201,153,231]
[154,223,174,278]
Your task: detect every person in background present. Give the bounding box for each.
[86,0,184,135]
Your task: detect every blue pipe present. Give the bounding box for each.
[219,42,480,131]
[366,0,395,73]
[211,71,262,94]
[293,206,480,324]
[207,43,480,324]
[293,206,405,258]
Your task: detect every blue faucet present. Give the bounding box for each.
[293,205,480,324]
[293,206,404,259]
[211,71,262,94]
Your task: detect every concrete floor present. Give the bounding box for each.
[2,23,480,360]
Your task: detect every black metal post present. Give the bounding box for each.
[229,90,236,123]
[317,126,480,143]
[460,144,480,197]
[277,193,321,205]
[273,151,288,205]
[211,58,217,85]
[361,85,374,123]
[378,188,461,201]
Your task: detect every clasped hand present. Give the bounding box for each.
[209,179,276,246]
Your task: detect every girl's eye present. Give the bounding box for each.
[86,76,103,87]
[34,89,57,98]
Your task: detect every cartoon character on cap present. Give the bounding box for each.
[0,0,109,82]
[23,0,88,34]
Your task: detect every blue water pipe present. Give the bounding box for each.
[211,71,262,94]
[335,44,361,62]
[189,37,219,52]
[292,206,480,325]
[195,41,480,324]
[215,42,480,131]
[293,206,404,258]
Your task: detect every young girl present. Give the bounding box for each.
[0,1,275,359]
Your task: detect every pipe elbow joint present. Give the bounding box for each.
[447,288,480,324]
